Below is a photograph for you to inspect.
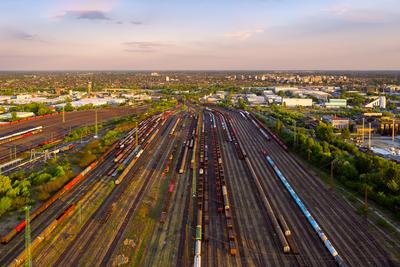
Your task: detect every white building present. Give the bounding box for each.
[274,87,299,93]
[0,96,11,103]
[325,99,347,108]
[245,94,266,105]
[282,98,312,107]
[365,96,386,109]
[0,112,35,120]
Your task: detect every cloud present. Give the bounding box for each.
[223,29,264,40]
[60,10,111,20]
[123,41,168,52]
[2,29,41,41]
[11,31,37,41]
[130,21,143,25]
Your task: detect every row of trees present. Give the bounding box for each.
[0,175,31,216]
[258,114,400,217]
[9,102,55,116]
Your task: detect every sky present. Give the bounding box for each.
[0,0,399,70]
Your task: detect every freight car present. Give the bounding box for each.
[265,154,346,266]
[1,163,95,244]
[0,126,43,145]
[179,146,189,174]
[9,204,76,267]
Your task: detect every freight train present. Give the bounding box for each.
[0,126,43,145]
[1,114,165,244]
[264,152,346,266]
[0,161,97,244]
[9,204,76,266]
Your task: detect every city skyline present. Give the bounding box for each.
[1,0,399,70]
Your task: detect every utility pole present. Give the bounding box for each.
[94,109,98,138]
[368,122,372,149]
[362,117,365,146]
[392,119,395,143]
[25,206,32,267]
[62,105,65,123]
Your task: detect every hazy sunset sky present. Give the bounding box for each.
[0,0,399,70]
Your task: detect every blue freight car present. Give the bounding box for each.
[265,155,347,267]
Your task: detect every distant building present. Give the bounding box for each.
[323,115,349,129]
[282,98,312,107]
[325,99,347,108]
[245,94,266,105]
[331,117,349,129]
[363,112,382,117]
[166,76,170,82]
[206,97,219,104]
[12,94,32,100]
[87,81,92,98]
[274,87,298,93]
[365,96,386,109]
[0,112,35,121]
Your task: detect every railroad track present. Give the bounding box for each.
[142,118,185,266]
[145,115,194,267]
[216,111,271,267]
[230,110,332,267]
[230,108,397,266]
[1,113,162,266]
[53,116,170,266]
[101,126,178,265]
[266,134,395,266]
[0,106,147,163]
[0,146,120,265]
[223,110,296,266]
[176,115,197,267]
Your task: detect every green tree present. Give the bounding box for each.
[0,175,12,195]
[341,127,351,139]
[275,120,284,135]
[237,98,247,110]
[11,111,18,121]
[0,196,12,215]
[315,122,335,141]
[64,102,74,112]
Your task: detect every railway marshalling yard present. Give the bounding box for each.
[0,106,399,267]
